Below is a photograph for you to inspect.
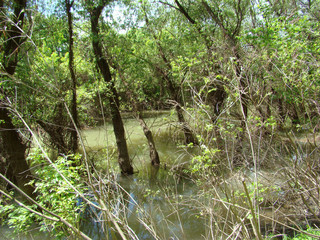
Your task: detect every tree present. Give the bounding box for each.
[141,3,198,145]
[65,0,79,153]
[28,9,81,156]
[87,0,134,175]
[121,70,161,166]
[0,0,35,198]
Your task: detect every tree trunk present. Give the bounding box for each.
[136,112,160,166]
[66,0,79,153]
[0,0,35,198]
[0,107,34,197]
[89,4,133,175]
[176,104,197,145]
[115,63,161,166]
[2,0,27,75]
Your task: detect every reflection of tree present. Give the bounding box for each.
[149,165,160,186]
[78,197,107,239]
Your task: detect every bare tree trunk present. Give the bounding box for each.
[0,0,35,198]
[89,3,133,175]
[65,0,79,153]
[0,107,35,197]
[115,63,161,166]
[136,112,160,166]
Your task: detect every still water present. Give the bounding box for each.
[1,113,206,240]
[81,112,191,170]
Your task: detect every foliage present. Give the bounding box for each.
[266,227,320,239]
[189,142,220,178]
[0,150,87,238]
[288,228,320,239]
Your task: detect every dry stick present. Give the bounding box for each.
[110,189,139,240]
[242,180,263,240]
[98,200,128,240]
[237,67,261,236]
[64,102,107,224]
[224,189,250,239]
[288,170,320,222]
[116,182,161,239]
[67,81,118,239]
[66,102,132,240]
[5,16,61,91]
[212,195,320,239]
[225,212,251,240]
[14,109,103,211]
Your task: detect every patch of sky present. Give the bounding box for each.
[104,1,144,34]
[32,0,144,35]
[32,0,65,16]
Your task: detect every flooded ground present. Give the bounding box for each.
[80,112,194,171]
[79,112,205,239]
[3,112,318,239]
[79,174,205,240]
[1,112,206,239]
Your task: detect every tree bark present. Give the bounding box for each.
[115,62,161,166]
[0,0,35,198]
[65,0,79,153]
[0,107,34,197]
[2,0,27,75]
[137,112,160,166]
[89,3,133,175]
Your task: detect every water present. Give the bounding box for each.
[1,112,205,239]
[81,113,192,171]
[78,113,204,239]
[79,174,205,240]
[0,225,51,240]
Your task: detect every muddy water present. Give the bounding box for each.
[79,174,205,240]
[79,113,204,239]
[1,112,206,239]
[80,113,190,171]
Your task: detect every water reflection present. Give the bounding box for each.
[0,225,51,240]
[1,114,206,239]
[78,165,206,240]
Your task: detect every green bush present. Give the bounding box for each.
[0,150,87,239]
